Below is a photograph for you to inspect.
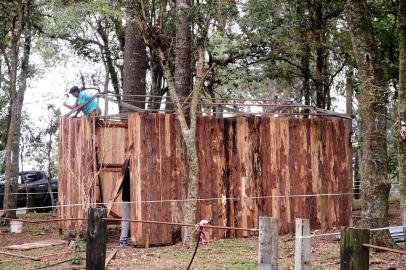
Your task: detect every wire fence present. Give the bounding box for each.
[0,216,404,238]
[1,188,401,195]
[0,191,360,212]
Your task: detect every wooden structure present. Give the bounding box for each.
[58,113,352,246]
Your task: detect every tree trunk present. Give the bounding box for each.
[122,1,147,110]
[314,0,326,108]
[47,123,55,208]
[398,0,406,239]
[346,70,358,199]
[174,0,195,244]
[175,0,192,98]
[3,0,32,218]
[134,0,210,246]
[96,21,121,103]
[150,50,165,110]
[297,0,311,105]
[346,0,392,244]
[346,70,353,116]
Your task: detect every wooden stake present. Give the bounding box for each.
[294,218,311,270]
[340,227,369,270]
[86,208,107,270]
[258,216,278,270]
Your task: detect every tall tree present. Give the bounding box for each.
[346,0,391,244]
[397,0,406,238]
[175,0,192,98]
[122,1,147,110]
[297,0,311,105]
[3,0,33,218]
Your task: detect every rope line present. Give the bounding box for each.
[295,232,340,239]
[0,192,359,212]
[296,225,406,239]
[0,217,258,232]
[0,217,403,236]
[0,192,58,195]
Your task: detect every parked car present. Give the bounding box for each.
[0,171,57,211]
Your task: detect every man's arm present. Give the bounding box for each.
[63,102,79,110]
[63,102,82,117]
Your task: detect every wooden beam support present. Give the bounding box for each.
[97,163,125,169]
[102,96,145,112]
[96,120,128,128]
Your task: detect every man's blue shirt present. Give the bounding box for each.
[76,92,97,114]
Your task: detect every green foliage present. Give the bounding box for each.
[19,107,59,176]
[71,234,85,265]
[204,0,351,103]
[41,0,124,62]
[370,0,399,88]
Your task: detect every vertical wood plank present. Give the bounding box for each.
[310,118,322,230]
[278,118,290,233]
[294,218,311,270]
[258,216,279,270]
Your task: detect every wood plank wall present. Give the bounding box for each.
[58,116,97,232]
[59,114,352,245]
[126,114,352,246]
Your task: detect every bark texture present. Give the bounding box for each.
[175,0,192,98]
[3,0,32,218]
[156,47,202,245]
[398,0,406,238]
[122,2,147,111]
[346,0,391,243]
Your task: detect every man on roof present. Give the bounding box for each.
[63,86,100,115]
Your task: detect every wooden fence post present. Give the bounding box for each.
[86,208,107,270]
[340,227,370,270]
[258,216,279,270]
[295,218,311,270]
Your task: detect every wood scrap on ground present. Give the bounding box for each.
[6,239,66,250]
[0,250,80,264]
[0,250,41,261]
[105,249,117,269]
[42,267,84,270]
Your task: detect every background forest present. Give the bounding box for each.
[0,0,405,245]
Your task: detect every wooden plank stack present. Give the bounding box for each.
[59,113,352,246]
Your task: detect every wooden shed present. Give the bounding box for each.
[58,112,352,246]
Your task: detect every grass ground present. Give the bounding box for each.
[0,202,404,270]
